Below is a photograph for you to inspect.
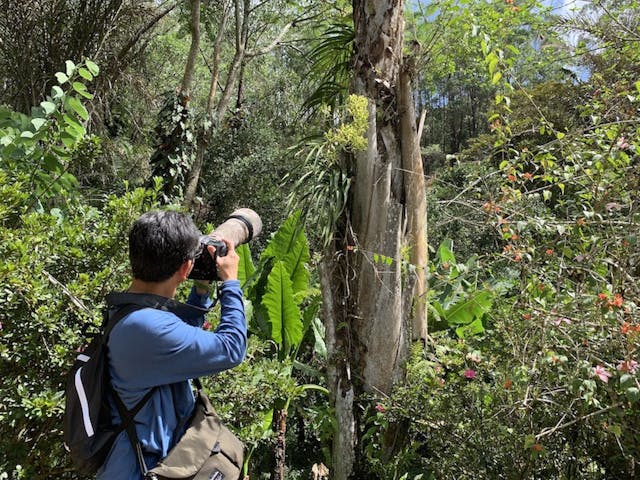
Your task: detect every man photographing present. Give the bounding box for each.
[96,210,247,479]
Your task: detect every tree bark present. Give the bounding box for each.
[183,0,230,208]
[271,405,288,480]
[399,66,428,342]
[323,0,426,478]
[319,259,355,480]
[180,0,201,96]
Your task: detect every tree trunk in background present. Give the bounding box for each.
[271,405,287,480]
[183,0,293,208]
[183,0,230,209]
[180,0,201,97]
[321,0,427,478]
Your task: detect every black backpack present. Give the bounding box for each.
[63,302,154,474]
[63,293,211,474]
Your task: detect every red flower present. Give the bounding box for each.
[597,293,608,302]
[611,294,624,308]
[504,379,513,390]
[375,403,386,413]
[507,174,517,182]
[464,369,477,380]
[621,322,631,335]
[545,249,554,256]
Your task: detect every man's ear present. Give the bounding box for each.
[177,259,194,282]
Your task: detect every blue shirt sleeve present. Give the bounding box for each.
[108,280,247,389]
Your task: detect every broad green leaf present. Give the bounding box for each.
[237,243,255,287]
[492,72,503,85]
[40,101,56,115]
[263,261,303,350]
[437,239,456,264]
[52,85,64,99]
[283,232,310,294]
[31,118,46,131]
[55,72,69,84]
[444,290,493,326]
[66,96,88,121]
[85,59,100,76]
[43,154,62,171]
[311,316,327,359]
[261,210,303,261]
[455,317,485,338]
[78,67,93,81]
[72,82,93,99]
[60,132,76,148]
[65,60,76,77]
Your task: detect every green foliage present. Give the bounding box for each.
[0,183,158,478]
[263,261,303,351]
[148,91,197,203]
[0,60,100,210]
[428,239,498,338]
[323,94,368,152]
[288,95,368,247]
[197,118,293,249]
[379,9,640,476]
[247,211,312,359]
[302,18,355,114]
[208,211,327,477]
[407,0,566,154]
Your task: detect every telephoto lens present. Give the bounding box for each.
[189,208,262,281]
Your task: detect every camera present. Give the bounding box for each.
[188,208,262,281]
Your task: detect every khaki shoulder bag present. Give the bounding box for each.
[145,382,245,480]
[115,379,244,480]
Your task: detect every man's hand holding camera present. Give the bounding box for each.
[210,239,239,281]
[194,239,239,295]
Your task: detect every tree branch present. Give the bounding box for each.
[246,22,292,58]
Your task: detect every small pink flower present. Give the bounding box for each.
[202,321,211,331]
[593,365,612,383]
[552,317,571,326]
[375,403,386,413]
[616,360,638,374]
[464,369,477,380]
[616,137,630,150]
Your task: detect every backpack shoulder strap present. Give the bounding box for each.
[111,385,156,476]
[102,303,146,339]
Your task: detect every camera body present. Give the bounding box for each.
[188,208,261,281]
[189,237,227,281]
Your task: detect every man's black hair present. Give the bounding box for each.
[129,210,201,282]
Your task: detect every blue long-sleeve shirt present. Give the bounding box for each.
[96,281,246,479]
